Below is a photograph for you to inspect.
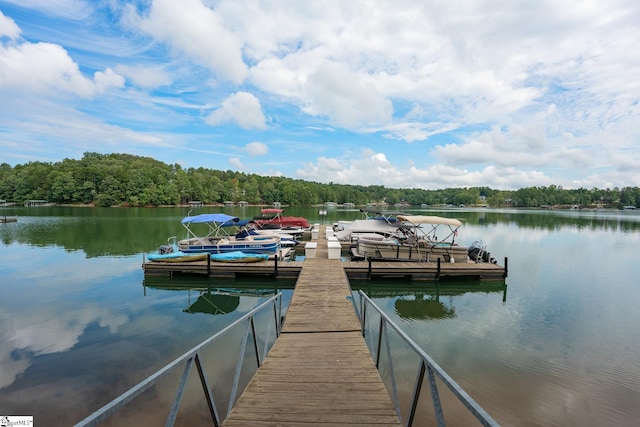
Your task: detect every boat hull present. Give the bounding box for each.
[356,237,469,262]
[178,236,280,254]
[210,251,269,263]
[147,252,209,263]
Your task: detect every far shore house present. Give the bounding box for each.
[24,199,49,206]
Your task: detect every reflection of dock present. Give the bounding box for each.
[142,255,305,278]
[0,215,17,223]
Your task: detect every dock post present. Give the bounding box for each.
[274,254,278,276]
[368,258,372,279]
[504,257,508,278]
[207,254,211,275]
[436,258,441,281]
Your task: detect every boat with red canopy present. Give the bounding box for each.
[251,208,310,231]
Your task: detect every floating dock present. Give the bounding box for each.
[142,230,507,281]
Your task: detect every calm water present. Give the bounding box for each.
[1,206,639,426]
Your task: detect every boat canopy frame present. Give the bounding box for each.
[397,215,463,245]
[180,214,240,241]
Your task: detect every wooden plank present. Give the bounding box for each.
[223,333,400,426]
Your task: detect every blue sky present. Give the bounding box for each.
[1,0,639,190]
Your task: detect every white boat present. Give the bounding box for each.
[234,220,299,247]
[333,209,407,244]
[353,215,493,263]
[174,213,281,255]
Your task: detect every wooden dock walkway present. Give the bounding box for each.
[222,227,402,426]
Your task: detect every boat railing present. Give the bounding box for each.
[73,293,283,427]
[357,290,499,427]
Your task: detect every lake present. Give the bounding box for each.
[0,206,639,426]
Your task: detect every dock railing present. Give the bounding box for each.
[357,290,499,427]
[73,293,283,427]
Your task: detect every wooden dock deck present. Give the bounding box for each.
[142,240,506,281]
[222,230,402,426]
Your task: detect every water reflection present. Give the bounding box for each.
[180,288,281,316]
[352,280,507,321]
[2,207,640,426]
[184,292,240,315]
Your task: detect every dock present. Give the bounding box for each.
[222,230,402,426]
[142,235,507,281]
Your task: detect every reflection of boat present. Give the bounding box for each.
[175,213,281,254]
[210,251,269,263]
[183,291,240,315]
[180,287,280,315]
[352,279,507,320]
[353,215,495,263]
[395,296,456,320]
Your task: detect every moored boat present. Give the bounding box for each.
[210,251,269,263]
[147,252,209,263]
[175,213,282,254]
[334,209,407,245]
[353,215,496,263]
[250,208,310,234]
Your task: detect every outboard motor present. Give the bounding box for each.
[468,240,496,263]
[159,244,174,254]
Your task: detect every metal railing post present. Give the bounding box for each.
[165,357,195,427]
[194,353,220,427]
[407,360,426,427]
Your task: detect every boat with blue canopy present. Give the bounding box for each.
[176,213,281,254]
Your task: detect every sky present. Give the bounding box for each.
[0,0,639,190]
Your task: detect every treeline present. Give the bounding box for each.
[0,152,638,208]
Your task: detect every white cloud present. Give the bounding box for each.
[0,10,21,38]
[243,141,269,157]
[94,68,125,92]
[229,157,244,169]
[303,61,393,129]
[0,41,94,96]
[115,64,171,89]
[206,92,267,130]
[130,0,248,84]
[0,0,92,20]
[0,34,125,97]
